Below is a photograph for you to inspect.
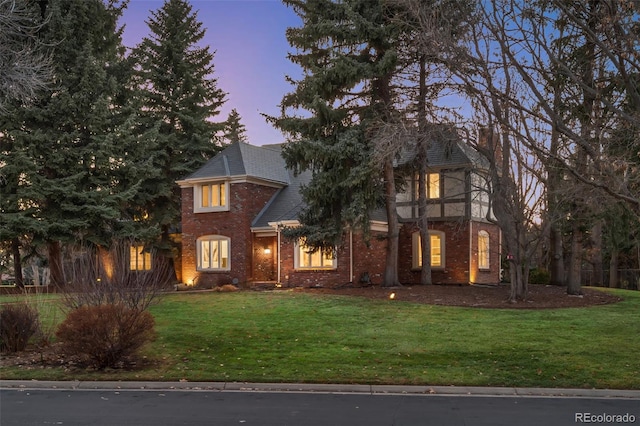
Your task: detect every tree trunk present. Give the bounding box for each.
[382,159,400,287]
[418,169,432,285]
[590,221,603,286]
[47,240,64,288]
[609,250,619,288]
[416,55,431,286]
[11,237,24,288]
[509,259,527,302]
[161,225,178,284]
[567,224,583,295]
[549,225,565,286]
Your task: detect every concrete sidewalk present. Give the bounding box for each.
[2,380,639,399]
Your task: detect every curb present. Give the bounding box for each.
[2,380,639,399]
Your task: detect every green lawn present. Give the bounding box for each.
[1,288,639,389]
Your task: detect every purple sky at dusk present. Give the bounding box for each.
[120,0,303,146]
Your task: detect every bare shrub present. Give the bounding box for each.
[61,240,173,313]
[0,303,40,353]
[55,304,155,369]
[215,284,239,293]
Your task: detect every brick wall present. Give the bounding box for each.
[181,182,279,287]
[181,181,502,288]
[397,220,502,285]
[398,221,471,285]
[469,221,501,284]
[278,231,387,288]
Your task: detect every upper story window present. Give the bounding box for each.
[412,231,445,269]
[295,241,337,270]
[478,230,490,270]
[195,182,229,213]
[414,173,441,200]
[428,173,441,199]
[130,244,152,271]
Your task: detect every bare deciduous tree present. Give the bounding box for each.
[402,0,639,297]
[61,240,173,313]
[0,0,51,110]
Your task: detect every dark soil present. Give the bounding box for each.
[298,283,622,309]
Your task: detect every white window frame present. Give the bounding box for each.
[294,241,337,270]
[478,230,490,270]
[130,244,152,271]
[412,231,445,269]
[194,182,229,213]
[197,235,231,271]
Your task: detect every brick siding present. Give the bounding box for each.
[181,182,279,287]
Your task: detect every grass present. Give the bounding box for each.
[1,288,639,389]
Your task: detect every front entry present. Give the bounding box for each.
[252,236,277,282]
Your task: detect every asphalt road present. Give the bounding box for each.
[2,388,639,426]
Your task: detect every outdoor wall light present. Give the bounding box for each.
[264,248,272,254]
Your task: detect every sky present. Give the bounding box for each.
[120,0,303,146]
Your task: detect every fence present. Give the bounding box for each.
[581,269,640,290]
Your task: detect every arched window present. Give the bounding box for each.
[412,231,445,269]
[478,231,490,270]
[197,235,230,271]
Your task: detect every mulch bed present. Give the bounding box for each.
[298,283,623,309]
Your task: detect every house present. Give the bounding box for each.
[176,136,501,288]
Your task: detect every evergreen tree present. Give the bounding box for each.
[1,0,134,287]
[271,0,403,285]
[222,108,248,144]
[130,0,227,259]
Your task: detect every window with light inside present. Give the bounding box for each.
[197,236,230,271]
[478,231,490,270]
[130,245,152,271]
[413,231,445,269]
[196,182,228,212]
[296,241,336,269]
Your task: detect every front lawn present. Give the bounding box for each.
[1,289,639,389]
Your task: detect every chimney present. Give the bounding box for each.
[477,126,503,168]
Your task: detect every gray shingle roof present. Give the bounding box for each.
[396,126,489,170]
[251,166,311,228]
[182,134,481,229]
[181,142,290,184]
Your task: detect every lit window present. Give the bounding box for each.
[413,173,441,200]
[428,173,440,199]
[130,245,152,271]
[197,236,230,271]
[413,231,445,269]
[295,241,336,270]
[196,182,228,212]
[478,231,490,269]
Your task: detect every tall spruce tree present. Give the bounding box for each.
[1,0,135,287]
[130,0,226,264]
[222,108,248,144]
[271,0,402,286]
